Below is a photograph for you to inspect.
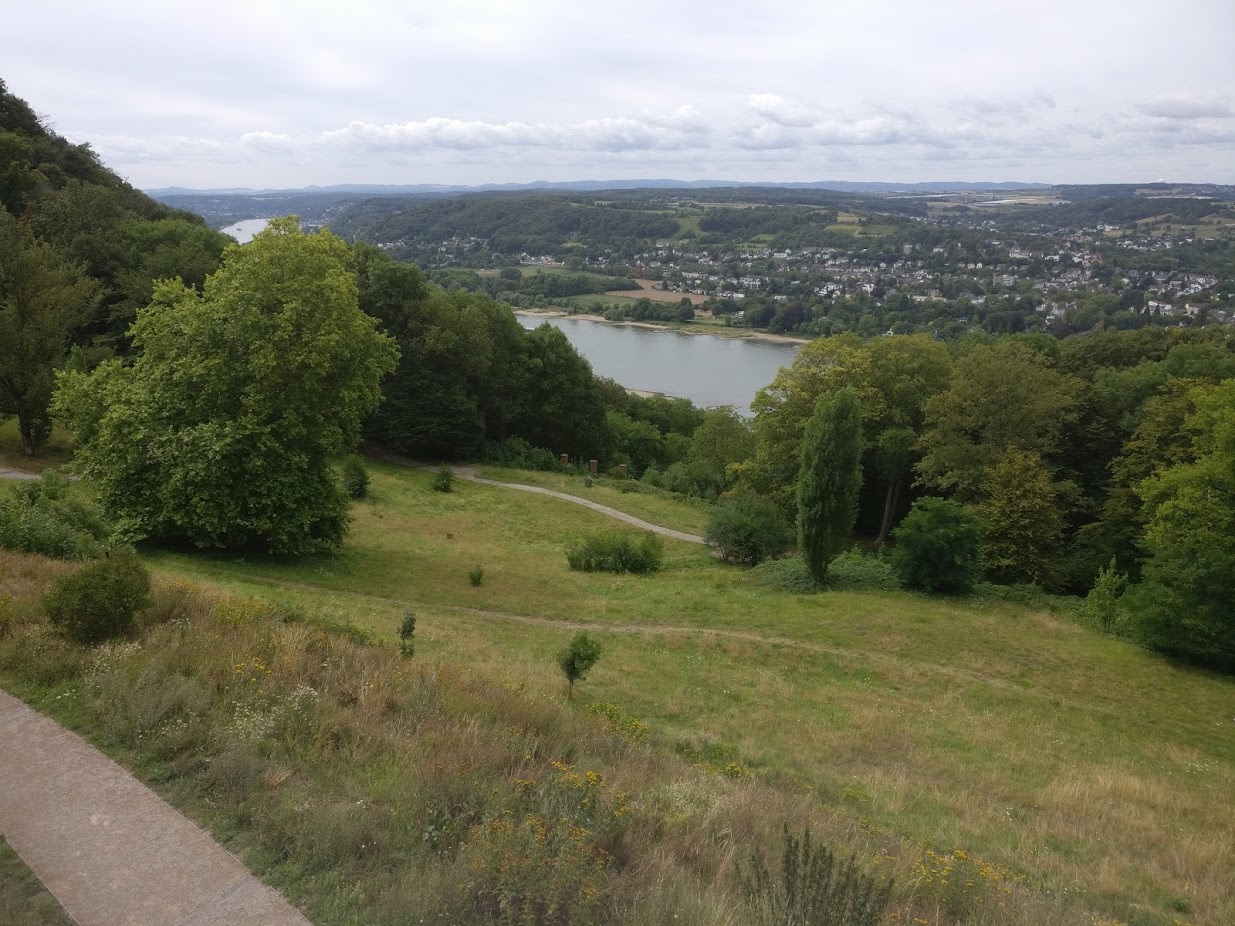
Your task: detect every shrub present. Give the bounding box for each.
[340,456,370,499]
[740,825,892,926]
[566,531,663,574]
[1081,558,1129,632]
[557,632,602,698]
[398,612,416,658]
[42,549,151,645]
[0,471,112,560]
[468,565,485,587]
[891,497,983,594]
[482,436,561,472]
[750,558,821,594]
[431,463,454,493]
[825,550,899,592]
[704,492,792,565]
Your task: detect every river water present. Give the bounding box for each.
[220,218,271,243]
[516,314,800,411]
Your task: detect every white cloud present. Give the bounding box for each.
[1136,95,1233,120]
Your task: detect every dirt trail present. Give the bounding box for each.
[366,447,707,545]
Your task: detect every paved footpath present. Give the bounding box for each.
[0,688,312,926]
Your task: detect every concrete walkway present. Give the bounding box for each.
[0,688,312,926]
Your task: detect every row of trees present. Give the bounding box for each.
[737,328,1235,667]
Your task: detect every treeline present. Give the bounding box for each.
[697,206,839,240]
[0,78,230,455]
[330,193,679,258]
[726,328,1235,668]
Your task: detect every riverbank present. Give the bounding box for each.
[515,308,808,345]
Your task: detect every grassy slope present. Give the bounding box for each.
[0,838,73,926]
[137,464,1235,926]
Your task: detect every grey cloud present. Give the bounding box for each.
[1136,96,1232,120]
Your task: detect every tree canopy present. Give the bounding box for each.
[55,219,397,554]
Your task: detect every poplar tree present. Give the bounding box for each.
[796,388,863,584]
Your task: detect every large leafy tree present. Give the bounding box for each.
[917,342,1081,502]
[1130,379,1235,667]
[796,388,863,584]
[54,218,397,554]
[0,212,100,455]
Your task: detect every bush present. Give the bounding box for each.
[431,463,454,493]
[1081,558,1129,632]
[557,632,602,698]
[42,549,151,645]
[482,436,561,472]
[704,492,792,565]
[566,531,663,574]
[340,456,369,499]
[740,825,893,926]
[0,471,112,560]
[468,565,485,587]
[825,551,899,592]
[891,497,983,594]
[750,558,821,594]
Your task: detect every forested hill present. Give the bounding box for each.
[1,78,231,453]
[1,78,192,222]
[328,193,681,257]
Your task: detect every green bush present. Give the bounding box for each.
[0,471,112,560]
[750,558,822,594]
[468,565,485,587]
[740,825,892,926]
[482,437,561,472]
[825,551,899,592]
[704,492,792,565]
[1081,558,1129,632]
[891,497,983,594]
[566,531,663,574]
[340,456,370,499]
[431,463,454,493]
[42,549,151,645]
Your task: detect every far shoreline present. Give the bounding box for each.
[513,308,809,345]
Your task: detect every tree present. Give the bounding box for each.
[1130,379,1235,667]
[0,213,100,455]
[704,491,792,565]
[796,389,863,584]
[54,218,397,554]
[976,449,1065,587]
[557,632,602,699]
[917,342,1080,502]
[891,497,983,593]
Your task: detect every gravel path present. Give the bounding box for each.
[0,466,38,481]
[363,445,707,545]
[0,688,312,926]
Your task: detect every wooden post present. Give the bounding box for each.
[589,459,598,475]
[619,464,628,479]
[560,453,570,467]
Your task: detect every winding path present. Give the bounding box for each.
[363,447,708,545]
[0,688,312,926]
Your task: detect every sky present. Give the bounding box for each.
[3,0,1233,190]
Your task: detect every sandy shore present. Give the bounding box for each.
[514,309,807,345]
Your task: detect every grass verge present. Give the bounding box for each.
[0,837,73,926]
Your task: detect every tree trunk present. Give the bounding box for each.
[17,408,35,457]
[876,478,902,546]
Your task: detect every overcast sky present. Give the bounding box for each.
[3,0,1233,190]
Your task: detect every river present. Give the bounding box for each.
[516,314,800,412]
[220,218,271,243]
